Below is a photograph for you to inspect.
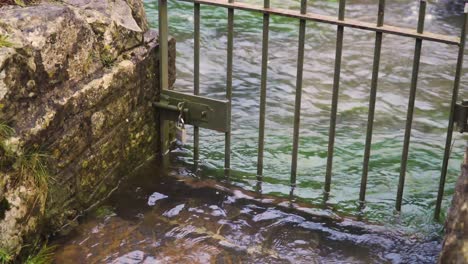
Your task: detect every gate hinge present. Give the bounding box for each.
[154,90,231,133]
[454,100,468,133]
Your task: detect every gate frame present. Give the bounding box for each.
[157,0,468,221]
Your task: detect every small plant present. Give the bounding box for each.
[0,123,14,141]
[0,35,13,48]
[24,243,56,264]
[1,123,50,190]
[0,122,13,154]
[0,122,52,200]
[0,248,12,264]
[93,205,115,219]
[100,45,114,68]
[0,123,15,169]
[83,52,96,74]
[101,53,114,68]
[13,151,51,191]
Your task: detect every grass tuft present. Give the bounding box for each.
[0,122,54,263]
[0,123,52,189]
[0,248,12,264]
[0,35,14,48]
[0,123,15,169]
[14,151,51,190]
[24,243,56,264]
[100,45,114,68]
[0,123,14,141]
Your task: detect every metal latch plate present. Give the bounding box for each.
[454,100,468,133]
[155,90,231,133]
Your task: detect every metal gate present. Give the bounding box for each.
[156,0,468,220]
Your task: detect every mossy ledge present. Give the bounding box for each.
[0,0,176,261]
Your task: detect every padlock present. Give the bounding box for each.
[176,104,187,144]
[176,125,187,144]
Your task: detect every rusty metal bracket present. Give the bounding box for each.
[154,90,231,133]
[454,100,468,133]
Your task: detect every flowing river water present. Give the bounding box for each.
[53,0,467,263]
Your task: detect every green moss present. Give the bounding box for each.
[46,69,56,79]
[0,123,15,170]
[83,52,97,74]
[100,45,114,68]
[13,0,26,7]
[81,160,89,169]
[0,248,12,264]
[101,55,113,68]
[0,123,14,141]
[93,205,115,219]
[101,160,108,170]
[110,27,120,40]
[51,149,60,160]
[0,35,14,48]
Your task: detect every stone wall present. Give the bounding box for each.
[440,142,468,263]
[0,0,175,257]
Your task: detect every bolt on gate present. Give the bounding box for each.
[156,0,468,221]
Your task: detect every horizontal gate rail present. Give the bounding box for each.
[179,0,461,46]
[157,0,467,222]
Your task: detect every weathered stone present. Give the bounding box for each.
[0,0,176,258]
[0,176,46,257]
[440,143,468,263]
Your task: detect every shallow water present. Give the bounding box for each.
[53,161,441,263]
[143,0,468,232]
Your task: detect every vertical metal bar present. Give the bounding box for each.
[257,0,270,180]
[396,0,426,212]
[159,0,169,91]
[435,3,468,220]
[225,0,234,177]
[359,0,385,203]
[194,3,201,168]
[159,0,170,160]
[324,0,346,194]
[291,0,307,187]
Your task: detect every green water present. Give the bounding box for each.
[145,0,468,235]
